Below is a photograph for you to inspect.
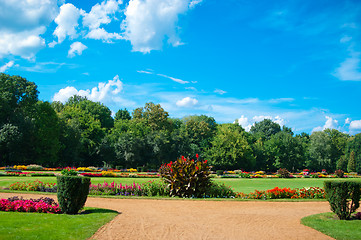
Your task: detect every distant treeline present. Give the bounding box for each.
[0,73,360,172]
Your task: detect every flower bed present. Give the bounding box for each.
[0,196,61,213]
[89,182,143,196]
[236,187,326,200]
[9,180,57,192]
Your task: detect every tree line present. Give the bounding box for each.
[0,73,360,173]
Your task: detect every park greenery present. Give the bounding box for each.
[1,73,361,174]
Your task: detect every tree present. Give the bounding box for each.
[308,131,332,171]
[205,124,254,170]
[345,133,361,173]
[324,129,349,171]
[348,151,356,173]
[264,131,305,172]
[0,124,22,165]
[115,108,131,121]
[0,73,38,125]
[250,119,281,140]
[132,102,171,131]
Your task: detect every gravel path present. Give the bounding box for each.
[0,192,333,240]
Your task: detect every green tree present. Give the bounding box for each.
[205,123,254,170]
[308,131,332,171]
[0,124,22,165]
[348,151,356,173]
[115,108,131,121]
[324,129,349,171]
[250,119,281,140]
[32,101,61,167]
[345,133,361,173]
[132,102,171,131]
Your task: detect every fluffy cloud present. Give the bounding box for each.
[83,0,123,42]
[0,61,15,72]
[236,115,286,132]
[176,97,198,107]
[68,42,87,58]
[52,4,84,45]
[53,75,123,103]
[349,120,361,131]
[0,0,58,59]
[312,116,339,132]
[122,0,193,53]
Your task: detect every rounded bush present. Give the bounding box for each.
[57,176,90,214]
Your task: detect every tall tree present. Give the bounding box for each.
[205,123,254,170]
[250,119,281,140]
[132,102,171,131]
[308,131,332,171]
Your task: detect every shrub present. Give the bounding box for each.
[277,168,290,178]
[240,172,251,178]
[89,181,143,196]
[101,171,116,177]
[205,182,236,198]
[137,167,144,172]
[57,176,90,214]
[159,155,211,198]
[216,170,224,176]
[266,187,296,199]
[9,180,57,192]
[334,169,344,178]
[61,168,78,176]
[324,180,361,220]
[141,180,170,196]
[26,164,44,171]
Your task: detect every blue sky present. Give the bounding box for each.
[1,0,361,134]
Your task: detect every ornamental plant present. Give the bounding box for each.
[159,155,211,198]
[324,180,361,220]
[0,197,61,213]
[277,168,290,178]
[57,176,90,214]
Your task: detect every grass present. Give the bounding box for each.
[0,207,118,240]
[301,212,361,240]
[1,176,360,194]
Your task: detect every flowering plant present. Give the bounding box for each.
[0,197,61,213]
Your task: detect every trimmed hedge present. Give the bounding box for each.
[57,176,90,214]
[324,180,361,220]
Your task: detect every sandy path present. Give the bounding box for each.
[0,192,333,240]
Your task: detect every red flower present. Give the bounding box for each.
[196,154,199,159]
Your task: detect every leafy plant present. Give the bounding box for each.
[334,169,344,178]
[277,168,290,178]
[205,182,236,198]
[159,155,211,198]
[61,168,78,176]
[324,180,361,220]
[141,180,170,196]
[57,176,90,214]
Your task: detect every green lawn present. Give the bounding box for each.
[2,176,359,194]
[0,207,118,240]
[301,212,361,240]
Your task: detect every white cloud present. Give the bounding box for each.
[176,97,198,107]
[345,118,351,124]
[86,28,122,41]
[53,75,123,103]
[235,115,286,132]
[157,73,189,84]
[334,52,361,81]
[0,0,58,59]
[312,116,339,132]
[0,61,15,72]
[350,120,361,130]
[137,70,153,74]
[68,42,87,58]
[189,0,203,9]
[83,0,123,42]
[236,115,252,131]
[340,35,352,43]
[214,89,227,95]
[53,4,84,45]
[122,0,193,53]
[269,98,294,103]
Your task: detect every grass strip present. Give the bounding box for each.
[301,212,361,240]
[0,207,118,240]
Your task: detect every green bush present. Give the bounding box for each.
[216,170,224,176]
[240,172,251,178]
[141,180,170,196]
[159,156,211,198]
[57,176,90,214]
[324,180,361,220]
[61,168,78,176]
[137,167,144,172]
[26,164,44,171]
[334,169,344,178]
[277,168,290,178]
[205,182,236,198]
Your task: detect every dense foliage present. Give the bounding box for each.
[57,176,90,214]
[324,180,361,220]
[159,155,211,197]
[1,73,361,173]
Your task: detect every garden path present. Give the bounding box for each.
[0,192,333,240]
